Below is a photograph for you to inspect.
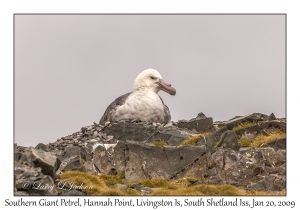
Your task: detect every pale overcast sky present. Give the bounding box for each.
[15,14,285,147]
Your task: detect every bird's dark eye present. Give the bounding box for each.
[150,76,155,80]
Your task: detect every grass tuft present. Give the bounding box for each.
[149,182,286,196]
[249,130,286,149]
[139,178,170,188]
[239,138,252,147]
[151,140,166,147]
[180,133,210,146]
[59,172,285,196]
[60,171,108,195]
[232,121,258,131]
[238,130,286,149]
[97,172,124,186]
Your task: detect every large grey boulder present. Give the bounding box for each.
[259,121,286,132]
[267,138,286,150]
[176,113,216,133]
[234,124,261,140]
[56,146,93,176]
[14,164,58,196]
[103,121,195,146]
[92,140,208,182]
[196,127,240,153]
[18,147,60,178]
[206,147,286,191]
[148,127,195,145]
[124,141,208,182]
[104,121,157,142]
[248,174,286,191]
[225,113,270,130]
[93,141,127,175]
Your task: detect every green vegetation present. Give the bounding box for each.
[238,130,286,149]
[232,121,258,131]
[180,133,210,146]
[151,140,166,147]
[239,137,252,147]
[249,130,286,149]
[59,171,285,196]
[60,171,116,195]
[97,171,125,186]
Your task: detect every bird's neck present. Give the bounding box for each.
[133,87,159,94]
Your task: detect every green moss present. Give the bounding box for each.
[238,130,286,149]
[186,177,198,184]
[140,179,170,188]
[60,171,285,196]
[249,130,286,149]
[232,121,258,131]
[98,171,125,186]
[218,124,224,128]
[239,138,251,147]
[148,182,285,196]
[151,140,166,147]
[180,133,210,146]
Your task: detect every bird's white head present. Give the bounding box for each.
[133,68,176,95]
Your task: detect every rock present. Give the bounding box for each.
[93,141,126,175]
[208,174,223,184]
[196,112,207,119]
[56,146,93,176]
[257,147,286,167]
[164,121,173,127]
[14,112,286,194]
[248,174,286,191]
[148,127,195,146]
[115,184,128,192]
[177,116,216,133]
[219,130,240,150]
[59,190,86,196]
[14,144,22,162]
[14,164,58,196]
[268,113,277,121]
[104,121,195,146]
[196,127,227,149]
[18,147,60,178]
[104,121,157,142]
[196,127,240,152]
[81,127,87,134]
[259,121,286,132]
[234,124,261,140]
[124,141,207,182]
[267,138,286,150]
[278,163,286,175]
[140,187,161,195]
[35,143,48,151]
[225,113,269,130]
[208,148,268,187]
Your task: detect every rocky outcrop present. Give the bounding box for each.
[124,141,208,182]
[18,147,60,178]
[14,164,58,196]
[176,113,216,133]
[196,126,240,152]
[105,121,196,146]
[14,112,286,195]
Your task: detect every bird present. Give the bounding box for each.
[99,68,176,125]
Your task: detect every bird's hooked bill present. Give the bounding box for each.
[158,79,176,95]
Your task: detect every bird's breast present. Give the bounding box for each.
[114,91,165,123]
